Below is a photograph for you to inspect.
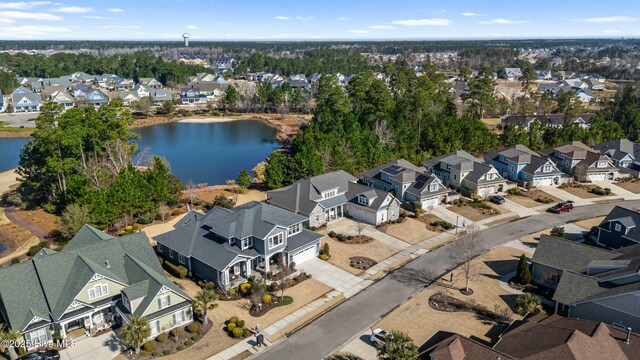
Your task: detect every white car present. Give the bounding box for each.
[370,328,390,346]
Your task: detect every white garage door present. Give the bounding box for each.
[478,186,495,197]
[422,197,440,209]
[589,173,606,182]
[291,244,317,264]
[534,177,553,187]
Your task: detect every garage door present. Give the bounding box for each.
[290,244,317,264]
[589,173,606,182]
[478,186,495,197]
[534,177,553,187]
[421,197,440,209]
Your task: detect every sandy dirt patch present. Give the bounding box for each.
[142,213,188,243]
[448,203,502,222]
[574,216,605,230]
[0,169,19,195]
[14,208,59,234]
[384,218,439,245]
[184,186,267,205]
[0,208,39,264]
[324,236,398,275]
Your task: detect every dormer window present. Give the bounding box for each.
[430,184,439,192]
[615,224,622,232]
[358,195,369,206]
[288,223,301,236]
[487,173,495,180]
[597,161,607,168]
[241,237,253,249]
[543,165,552,173]
[323,189,338,199]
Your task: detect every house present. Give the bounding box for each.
[151,89,173,106]
[308,73,322,83]
[72,84,94,100]
[49,90,76,110]
[155,201,323,288]
[500,67,522,81]
[114,78,134,91]
[362,159,454,209]
[118,91,141,106]
[424,151,509,197]
[541,141,618,181]
[530,235,640,331]
[84,89,110,109]
[180,87,208,105]
[593,139,640,174]
[212,56,234,71]
[554,71,575,81]
[287,74,310,90]
[585,76,606,91]
[501,113,595,130]
[484,145,569,187]
[0,92,6,113]
[179,56,210,67]
[132,84,151,98]
[0,225,192,349]
[11,86,42,112]
[139,78,163,89]
[195,82,227,98]
[535,69,552,80]
[592,206,640,249]
[419,315,640,359]
[95,74,123,89]
[267,170,401,227]
[189,73,217,84]
[70,72,96,84]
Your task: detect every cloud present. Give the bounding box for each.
[602,29,621,33]
[369,25,395,29]
[337,17,348,21]
[102,25,140,29]
[52,6,93,13]
[575,16,637,23]
[275,16,290,20]
[296,16,313,20]
[185,25,198,29]
[84,15,109,20]
[0,18,15,24]
[392,18,451,26]
[0,10,62,20]
[349,29,369,33]
[461,12,486,17]
[480,18,530,24]
[0,24,70,35]
[0,2,50,10]
[107,8,124,13]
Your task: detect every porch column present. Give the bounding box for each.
[264,255,270,273]
[59,323,66,339]
[554,302,559,315]
[245,259,252,276]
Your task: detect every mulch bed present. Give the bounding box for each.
[349,256,377,270]
[428,293,511,324]
[249,295,294,317]
[123,321,212,359]
[328,232,374,244]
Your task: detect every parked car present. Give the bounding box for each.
[370,328,390,346]
[489,195,505,205]
[18,350,60,360]
[549,201,574,213]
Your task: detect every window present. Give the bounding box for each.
[358,195,369,206]
[430,184,439,192]
[150,320,161,336]
[615,224,622,232]
[597,161,607,168]
[487,173,495,180]
[168,249,173,258]
[173,310,184,325]
[543,272,560,285]
[88,284,108,300]
[178,254,185,265]
[322,189,337,199]
[157,244,162,253]
[27,328,49,345]
[543,165,552,173]
[268,233,284,249]
[157,295,171,310]
[287,223,301,236]
[241,237,253,249]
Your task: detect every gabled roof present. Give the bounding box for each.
[598,206,640,244]
[362,159,426,184]
[593,139,640,162]
[405,173,448,198]
[346,182,399,211]
[531,235,619,273]
[85,89,109,102]
[541,140,595,159]
[521,155,563,176]
[424,150,480,173]
[419,331,514,360]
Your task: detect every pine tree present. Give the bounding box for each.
[516,253,531,285]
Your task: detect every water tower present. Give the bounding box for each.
[183,33,190,47]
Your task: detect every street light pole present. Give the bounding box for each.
[456,215,459,234]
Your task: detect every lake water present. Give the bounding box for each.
[132,120,280,184]
[0,137,28,173]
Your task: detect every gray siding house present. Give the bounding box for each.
[267,170,401,227]
[593,206,640,249]
[484,144,569,187]
[593,139,640,178]
[541,141,619,181]
[530,235,640,330]
[155,201,323,288]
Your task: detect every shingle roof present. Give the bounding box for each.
[419,332,515,360]
[593,139,640,162]
[598,206,640,244]
[531,235,619,273]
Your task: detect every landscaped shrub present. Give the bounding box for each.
[263,294,272,304]
[151,351,159,357]
[328,231,336,238]
[11,257,20,264]
[176,345,185,351]
[229,316,239,324]
[205,281,215,290]
[28,241,51,256]
[191,334,201,342]
[187,322,199,333]
[535,197,554,204]
[163,261,188,279]
[171,209,182,216]
[508,187,521,195]
[239,283,252,294]
[232,327,244,338]
[604,188,612,195]
[278,296,294,306]
[229,287,238,295]
[157,256,164,265]
[322,243,330,256]
[163,349,172,356]
[227,322,236,332]
[591,187,607,195]
[243,328,251,337]
[550,226,565,238]
[156,333,168,343]
[319,253,329,260]
[185,340,194,347]
[137,213,155,224]
[236,320,245,328]
[140,350,148,357]
[469,201,491,209]
[336,234,346,241]
[143,341,156,351]
[431,220,454,230]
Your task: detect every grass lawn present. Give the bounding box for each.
[325,236,398,275]
[561,184,614,199]
[448,202,502,222]
[506,189,561,208]
[574,216,605,230]
[383,218,439,245]
[14,208,60,234]
[615,181,640,194]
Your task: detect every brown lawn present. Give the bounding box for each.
[506,189,561,208]
[325,236,398,275]
[14,208,60,234]
[383,218,439,244]
[0,208,40,265]
[574,216,605,230]
[615,181,640,194]
[561,184,613,199]
[518,229,549,248]
[448,203,502,222]
[183,186,266,206]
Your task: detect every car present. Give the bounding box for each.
[370,328,390,346]
[489,195,505,205]
[549,201,574,214]
[17,353,44,360]
[17,350,60,360]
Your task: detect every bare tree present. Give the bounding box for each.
[225,179,238,203]
[158,205,171,222]
[186,180,196,208]
[356,222,366,237]
[273,256,294,300]
[450,225,480,294]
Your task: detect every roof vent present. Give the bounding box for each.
[105,260,111,269]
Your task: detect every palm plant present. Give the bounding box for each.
[120,316,151,354]
[375,330,418,360]
[193,288,219,325]
[0,326,20,359]
[515,293,543,315]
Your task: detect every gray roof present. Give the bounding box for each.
[285,229,324,252]
[12,92,41,105]
[405,173,448,198]
[531,235,619,273]
[346,182,399,211]
[424,150,480,173]
[462,162,503,185]
[598,206,640,244]
[593,139,640,162]
[521,155,563,176]
[362,159,426,185]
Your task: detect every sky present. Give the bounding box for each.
[0,0,639,41]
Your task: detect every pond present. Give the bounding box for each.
[132,120,280,184]
[0,137,29,173]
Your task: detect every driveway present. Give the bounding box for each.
[297,257,368,298]
[500,198,540,218]
[60,331,126,360]
[327,218,410,250]
[539,186,593,206]
[255,199,640,360]
[336,329,377,360]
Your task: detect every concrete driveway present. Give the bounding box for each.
[60,331,126,360]
[327,218,410,250]
[297,257,369,298]
[336,329,377,360]
[501,198,540,217]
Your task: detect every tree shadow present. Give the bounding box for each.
[498,294,521,312]
[102,332,125,352]
[483,258,519,276]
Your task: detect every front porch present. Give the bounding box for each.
[58,305,119,340]
[324,204,345,223]
[220,252,290,288]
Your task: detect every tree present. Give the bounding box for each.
[515,253,531,285]
[171,327,183,343]
[464,66,496,119]
[264,152,289,189]
[550,226,565,238]
[130,97,153,116]
[274,256,294,300]
[193,288,219,326]
[159,100,175,115]
[210,194,235,209]
[223,85,240,112]
[237,169,252,190]
[0,324,20,359]
[58,203,92,240]
[249,278,267,308]
[515,293,543,315]
[375,330,418,360]
[450,226,479,294]
[157,205,171,222]
[120,316,151,354]
[356,222,366,237]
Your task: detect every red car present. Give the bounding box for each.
[549,201,574,213]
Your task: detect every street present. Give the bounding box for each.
[255,200,640,360]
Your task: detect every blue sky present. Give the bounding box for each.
[0,0,639,40]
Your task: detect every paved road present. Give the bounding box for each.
[4,206,48,241]
[255,200,640,360]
